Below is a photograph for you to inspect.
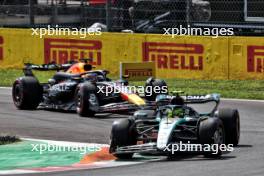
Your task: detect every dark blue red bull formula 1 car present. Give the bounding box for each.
[12,59,167,117]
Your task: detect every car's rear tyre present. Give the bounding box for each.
[109,118,137,159]
[75,83,98,117]
[199,118,225,158]
[218,108,240,146]
[12,76,42,110]
[145,77,168,101]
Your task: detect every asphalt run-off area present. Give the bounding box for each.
[0,88,264,176]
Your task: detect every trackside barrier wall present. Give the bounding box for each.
[229,37,264,80]
[0,28,263,80]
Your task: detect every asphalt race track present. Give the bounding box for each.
[0,88,264,176]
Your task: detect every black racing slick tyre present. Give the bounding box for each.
[75,83,98,117]
[145,77,168,101]
[109,118,137,159]
[12,76,42,110]
[199,118,225,158]
[218,108,240,146]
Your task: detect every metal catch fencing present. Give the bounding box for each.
[0,0,263,35]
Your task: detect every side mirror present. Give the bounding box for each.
[134,111,148,119]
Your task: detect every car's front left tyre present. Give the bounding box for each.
[218,108,240,146]
[199,118,225,158]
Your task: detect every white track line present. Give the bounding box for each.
[0,87,12,89]
[222,98,264,103]
[0,170,38,175]
[21,137,108,147]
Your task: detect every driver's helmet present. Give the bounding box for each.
[167,107,185,118]
[67,63,92,74]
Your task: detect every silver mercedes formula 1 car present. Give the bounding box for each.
[109,92,240,159]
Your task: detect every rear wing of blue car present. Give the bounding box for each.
[22,58,93,76]
[23,63,73,76]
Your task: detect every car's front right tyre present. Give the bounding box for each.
[109,118,137,159]
[75,82,98,117]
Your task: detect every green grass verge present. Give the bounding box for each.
[0,140,83,170]
[162,79,264,100]
[0,69,55,86]
[0,69,263,100]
